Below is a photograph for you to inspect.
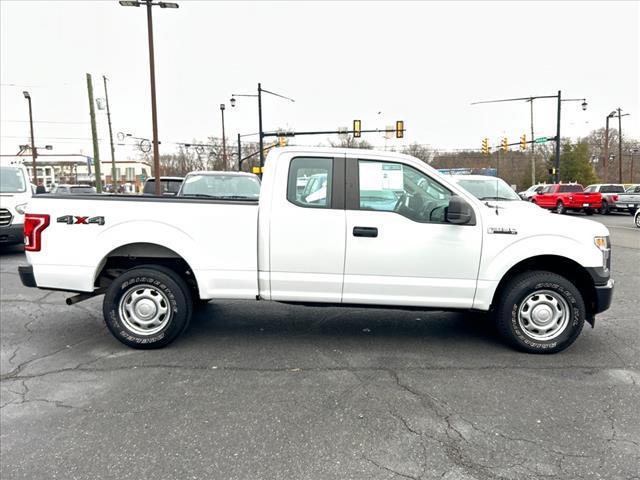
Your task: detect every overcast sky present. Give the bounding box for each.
[1,0,638,159]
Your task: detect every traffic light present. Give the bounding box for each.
[520,134,527,151]
[481,137,489,156]
[278,136,287,147]
[395,120,404,139]
[353,119,361,138]
[548,167,556,176]
[501,137,509,152]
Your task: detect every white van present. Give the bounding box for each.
[0,161,32,246]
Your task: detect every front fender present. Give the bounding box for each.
[473,234,602,310]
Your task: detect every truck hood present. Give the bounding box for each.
[480,202,610,238]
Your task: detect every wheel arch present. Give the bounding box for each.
[490,255,597,324]
[93,242,201,299]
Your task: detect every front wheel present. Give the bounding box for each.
[495,271,585,354]
[599,200,609,215]
[103,266,192,349]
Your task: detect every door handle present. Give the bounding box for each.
[353,226,378,238]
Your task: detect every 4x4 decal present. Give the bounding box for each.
[57,215,105,225]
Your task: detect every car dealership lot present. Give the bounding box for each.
[1,215,638,480]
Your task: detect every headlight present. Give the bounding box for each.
[594,236,611,272]
[594,236,610,251]
[15,203,27,215]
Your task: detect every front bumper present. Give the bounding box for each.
[594,279,614,314]
[18,265,37,288]
[0,224,23,245]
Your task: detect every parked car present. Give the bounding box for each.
[0,161,32,246]
[178,171,260,199]
[614,184,640,214]
[142,177,184,196]
[450,175,539,211]
[518,183,546,201]
[531,183,602,215]
[583,184,626,214]
[19,147,614,354]
[49,184,97,195]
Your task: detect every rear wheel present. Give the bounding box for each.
[103,266,192,349]
[556,201,566,214]
[495,271,585,354]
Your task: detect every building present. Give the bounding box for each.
[0,154,152,191]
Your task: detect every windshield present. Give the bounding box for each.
[455,178,520,201]
[180,174,261,199]
[0,166,27,193]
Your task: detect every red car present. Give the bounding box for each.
[532,183,602,215]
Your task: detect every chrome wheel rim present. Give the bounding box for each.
[517,289,570,341]
[119,285,171,336]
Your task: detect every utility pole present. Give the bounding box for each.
[103,76,117,191]
[604,113,613,183]
[86,73,102,193]
[554,90,561,183]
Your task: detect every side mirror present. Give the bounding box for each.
[446,196,474,225]
[35,185,46,195]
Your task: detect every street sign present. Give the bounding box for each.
[534,137,549,144]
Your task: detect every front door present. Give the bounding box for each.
[343,158,482,308]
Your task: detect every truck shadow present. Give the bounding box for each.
[183,300,504,351]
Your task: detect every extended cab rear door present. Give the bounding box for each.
[266,154,346,302]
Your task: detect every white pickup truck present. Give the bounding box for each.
[19,147,614,353]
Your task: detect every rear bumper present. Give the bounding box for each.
[594,279,614,314]
[18,265,37,288]
[0,224,23,245]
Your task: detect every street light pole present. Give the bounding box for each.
[145,1,161,195]
[237,133,241,172]
[220,104,227,170]
[603,112,615,183]
[119,0,179,196]
[231,83,294,170]
[530,99,535,184]
[23,91,37,185]
[618,107,623,184]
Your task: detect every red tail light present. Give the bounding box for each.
[612,195,618,202]
[24,214,50,252]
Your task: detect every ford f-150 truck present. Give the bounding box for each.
[18,147,614,353]
[614,184,640,214]
[583,184,626,214]
[532,183,602,215]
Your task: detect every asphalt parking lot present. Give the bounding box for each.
[1,213,639,480]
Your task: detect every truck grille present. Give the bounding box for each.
[0,208,13,227]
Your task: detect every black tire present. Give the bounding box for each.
[103,266,192,349]
[600,200,609,215]
[584,208,594,216]
[629,208,637,216]
[635,212,640,228]
[495,271,585,354]
[556,201,566,214]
